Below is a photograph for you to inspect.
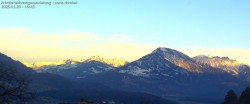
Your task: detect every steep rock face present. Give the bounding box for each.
[193,55,249,75]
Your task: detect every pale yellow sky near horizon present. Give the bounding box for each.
[1,48,250,65]
[1,28,250,65]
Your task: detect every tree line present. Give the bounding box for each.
[222,86,250,104]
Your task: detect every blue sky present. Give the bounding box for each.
[0,0,250,63]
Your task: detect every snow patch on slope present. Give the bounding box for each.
[119,66,151,77]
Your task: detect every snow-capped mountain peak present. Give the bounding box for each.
[118,47,204,78]
[151,47,202,72]
[193,55,245,75]
[22,56,127,70]
[86,55,126,67]
[22,59,76,70]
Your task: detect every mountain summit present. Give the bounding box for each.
[151,47,202,72]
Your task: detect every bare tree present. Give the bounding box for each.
[0,63,33,104]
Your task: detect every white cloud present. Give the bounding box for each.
[1,28,250,65]
[0,28,157,63]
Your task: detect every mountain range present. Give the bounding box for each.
[1,47,250,104]
[0,52,177,104]
[22,56,126,70]
[35,47,250,81]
